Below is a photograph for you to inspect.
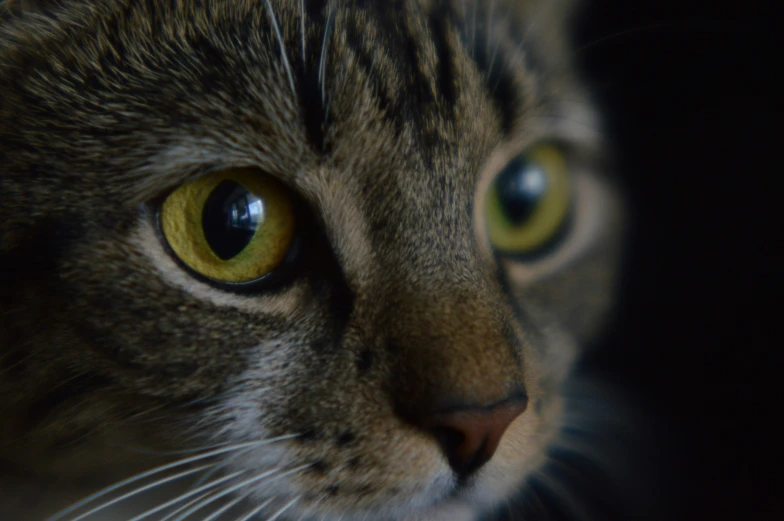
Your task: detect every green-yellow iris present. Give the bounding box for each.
[485,145,570,254]
[159,168,295,283]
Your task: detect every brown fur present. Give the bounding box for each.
[0,1,623,519]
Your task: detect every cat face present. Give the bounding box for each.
[0,1,623,520]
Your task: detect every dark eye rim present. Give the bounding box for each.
[151,192,310,295]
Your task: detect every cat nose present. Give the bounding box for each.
[421,395,528,479]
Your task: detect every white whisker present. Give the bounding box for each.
[171,464,312,521]
[201,494,247,521]
[288,494,320,521]
[265,496,300,521]
[487,0,514,83]
[159,488,227,521]
[128,470,246,521]
[263,0,297,98]
[46,435,299,521]
[318,2,336,106]
[168,474,265,521]
[191,445,256,489]
[234,497,275,521]
[172,486,251,521]
[63,463,215,521]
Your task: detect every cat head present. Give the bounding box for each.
[0,1,623,519]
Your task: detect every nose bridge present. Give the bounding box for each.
[385,286,524,416]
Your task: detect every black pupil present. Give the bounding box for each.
[202,180,264,260]
[495,156,548,225]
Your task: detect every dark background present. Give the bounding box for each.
[574,0,777,520]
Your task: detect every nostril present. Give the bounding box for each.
[423,396,528,479]
[429,424,489,478]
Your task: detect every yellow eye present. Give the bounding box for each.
[159,168,296,284]
[484,145,571,255]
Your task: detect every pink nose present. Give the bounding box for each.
[418,396,528,478]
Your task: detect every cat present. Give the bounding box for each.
[0,0,627,520]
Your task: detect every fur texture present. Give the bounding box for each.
[0,1,624,519]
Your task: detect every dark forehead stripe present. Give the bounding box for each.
[337,5,403,132]
[427,5,458,108]
[332,1,524,135]
[338,1,521,135]
[453,1,524,135]
[293,0,329,152]
[301,1,520,145]
[329,2,457,135]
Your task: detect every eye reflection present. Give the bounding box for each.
[202,181,266,260]
[495,157,549,225]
